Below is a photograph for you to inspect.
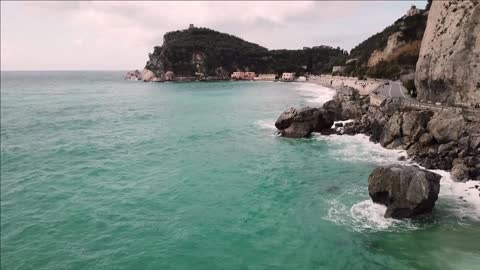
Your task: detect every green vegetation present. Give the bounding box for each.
[146,27,348,77]
[349,14,427,65]
[344,12,428,80]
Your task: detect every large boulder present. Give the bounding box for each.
[124,70,142,80]
[275,107,334,138]
[323,92,365,121]
[451,161,470,182]
[368,165,441,219]
[401,111,433,137]
[427,112,465,144]
[141,68,161,82]
[164,71,175,81]
[379,112,403,147]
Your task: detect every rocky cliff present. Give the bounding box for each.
[136,27,347,81]
[347,11,428,80]
[415,1,480,105]
[335,91,480,181]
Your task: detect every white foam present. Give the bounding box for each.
[425,169,480,220]
[293,82,336,105]
[314,133,408,165]
[255,119,276,130]
[319,133,480,227]
[325,199,416,232]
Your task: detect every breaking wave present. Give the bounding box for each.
[293,82,336,105]
[325,199,417,232]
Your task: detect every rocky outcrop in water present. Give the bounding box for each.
[124,69,162,82]
[368,165,441,218]
[415,1,480,105]
[275,107,334,138]
[124,70,142,81]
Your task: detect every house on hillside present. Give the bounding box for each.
[231,71,245,80]
[256,74,276,81]
[231,71,256,80]
[282,73,295,81]
[244,72,256,80]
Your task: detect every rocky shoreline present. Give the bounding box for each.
[125,68,230,82]
[276,87,480,182]
[275,86,480,218]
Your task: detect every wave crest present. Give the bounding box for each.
[325,199,418,232]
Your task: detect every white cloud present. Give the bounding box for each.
[1,1,420,70]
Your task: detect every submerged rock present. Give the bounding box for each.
[368,165,441,219]
[275,107,334,138]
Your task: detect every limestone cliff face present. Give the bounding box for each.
[415,1,480,104]
[368,32,405,67]
[348,12,427,79]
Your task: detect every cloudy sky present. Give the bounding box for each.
[1,1,425,70]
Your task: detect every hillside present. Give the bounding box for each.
[142,26,347,80]
[345,7,428,80]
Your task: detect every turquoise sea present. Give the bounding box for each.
[1,71,479,270]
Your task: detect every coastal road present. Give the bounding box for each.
[374,81,411,99]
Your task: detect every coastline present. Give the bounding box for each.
[123,77,480,215]
[288,81,480,220]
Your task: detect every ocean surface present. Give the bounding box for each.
[1,71,479,270]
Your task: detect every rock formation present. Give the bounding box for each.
[322,88,480,181]
[415,1,480,104]
[275,107,334,138]
[124,69,161,82]
[164,71,175,81]
[347,9,428,79]
[124,70,142,81]
[141,69,160,82]
[368,165,441,218]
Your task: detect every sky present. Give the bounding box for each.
[1,1,426,71]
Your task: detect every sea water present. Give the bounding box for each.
[1,71,479,270]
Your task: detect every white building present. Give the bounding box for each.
[282,73,295,81]
[231,71,245,79]
[231,71,256,80]
[256,74,276,81]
